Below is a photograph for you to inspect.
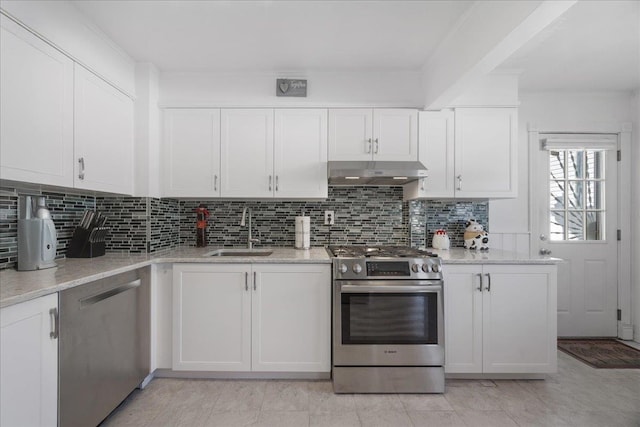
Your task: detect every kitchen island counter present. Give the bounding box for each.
[0,246,330,308]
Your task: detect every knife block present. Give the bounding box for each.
[67,227,106,258]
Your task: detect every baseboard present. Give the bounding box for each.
[153,369,331,380]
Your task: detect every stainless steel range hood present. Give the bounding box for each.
[328,161,428,185]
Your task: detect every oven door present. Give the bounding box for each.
[333,280,444,366]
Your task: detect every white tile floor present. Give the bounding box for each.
[101,351,640,427]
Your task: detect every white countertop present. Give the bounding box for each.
[429,248,563,265]
[1,246,561,308]
[0,246,330,308]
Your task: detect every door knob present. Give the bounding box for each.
[539,248,552,256]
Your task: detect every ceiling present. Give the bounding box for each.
[72,0,640,92]
[72,0,472,72]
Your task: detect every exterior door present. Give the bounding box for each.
[534,134,618,337]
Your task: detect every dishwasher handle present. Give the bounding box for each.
[80,279,141,307]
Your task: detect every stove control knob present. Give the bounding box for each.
[339,264,348,274]
[411,264,420,273]
[352,264,363,274]
[432,264,441,273]
[422,264,431,273]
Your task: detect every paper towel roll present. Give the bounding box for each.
[295,216,310,249]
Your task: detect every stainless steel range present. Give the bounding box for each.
[328,245,444,393]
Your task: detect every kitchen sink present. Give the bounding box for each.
[204,248,273,257]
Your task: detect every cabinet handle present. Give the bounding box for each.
[49,307,59,339]
[78,157,85,180]
[214,175,218,191]
[268,175,272,191]
[245,272,249,291]
[275,175,279,192]
[253,271,257,291]
[367,138,372,153]
[457,175,463,191]
[374,138,379,154]
[421,178,426,191]
[485,273,491,292]
[476,273,483,292]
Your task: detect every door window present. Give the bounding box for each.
[549,149,606,241]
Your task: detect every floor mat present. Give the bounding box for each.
[557,338,640,369]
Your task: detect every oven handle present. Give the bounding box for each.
[340,284,442,293]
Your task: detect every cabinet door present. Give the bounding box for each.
[172,264,252,371]
[163,109,221,197]
[252,264,331,372]
[274,109,328,198]
[454,108,517,198]
[0,15,74,187]
[328,109,373,161]
[443,265,483,374]
[220,109,274,197]
[74,64,134,195]
[403,110,455,200]
[372,109,418,161]
[482,265,557,373]
[1,293,58,427]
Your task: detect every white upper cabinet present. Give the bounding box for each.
[274,109,328,198]
[74,64,134,195]
[454,108,517,198]
[404,111,455,199]
[163,109,221,197]
[404,107,517,200]
[0,15,74,187]
[221,109,274,198]
[328,109,418,162]
[220,108,328,199]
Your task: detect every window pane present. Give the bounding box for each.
[586,211,604,240]
[585,151,605,179]
[567,211,583,240]
[550,210,565,241]
[585,180,604,209]
[566,150,584,179]
[567,181,583,209]
[550,180,565,209]
[549,151,565,180]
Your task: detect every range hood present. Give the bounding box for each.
[328,161,428,185]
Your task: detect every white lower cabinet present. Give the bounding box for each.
[172,263,331,373]
[444,264,557,375]
[0,293,58,427]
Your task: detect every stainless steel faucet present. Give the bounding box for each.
[240,207,260,249]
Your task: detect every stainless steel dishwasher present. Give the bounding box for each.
[59,268,150,427]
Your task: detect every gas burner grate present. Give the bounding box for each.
[328,245,437,258]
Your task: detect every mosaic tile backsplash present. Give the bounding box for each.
[0,185,488,270]
[180,187,408,248]
[0,187,96,269]
[409,199,489,248]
